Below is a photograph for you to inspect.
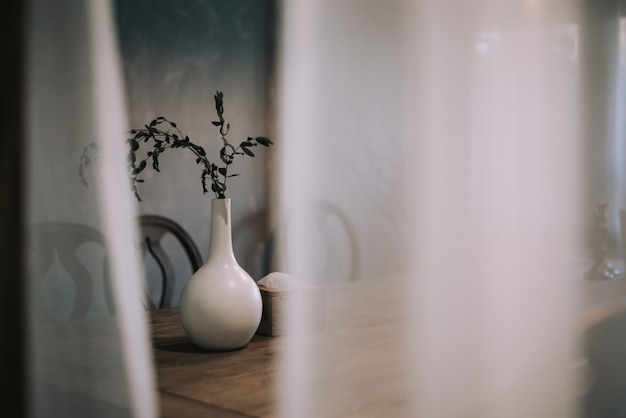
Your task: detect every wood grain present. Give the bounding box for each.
[150,278,412,418]
[151,308,282,418]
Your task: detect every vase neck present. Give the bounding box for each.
[208,199,235,261]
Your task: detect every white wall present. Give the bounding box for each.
[116,1,276,290]
[27,1,277,310]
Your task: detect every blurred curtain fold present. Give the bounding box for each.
[25,0,156,417]
[277,0,589,417]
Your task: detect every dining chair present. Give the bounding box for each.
[138,214,203,309]
[264,199,358,284]
[32,222,115,321]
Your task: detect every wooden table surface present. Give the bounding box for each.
[33,278,409,417]
[35,274,626,417]
[149,278,413,418]
[150,307,282,418]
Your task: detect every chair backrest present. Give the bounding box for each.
[266,200,358,284]
[138,215,203,309]
[32,222,115,321]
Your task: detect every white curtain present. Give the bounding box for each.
[25,0,156,417]
[277,0,591,417]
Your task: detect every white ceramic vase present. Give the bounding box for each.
[179,198,262,351]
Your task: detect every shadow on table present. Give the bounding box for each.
[153,338,250,368]
[157,340,249,354]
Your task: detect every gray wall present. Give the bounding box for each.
[114,0,277,303]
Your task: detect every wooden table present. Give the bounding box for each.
[150,278,411,417]
[151,308,282,417]
[34,274,626,417]
[33,278,408,417]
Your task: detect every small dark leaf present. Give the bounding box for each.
[212,121,222,126]
[241,146,255,157]
[129,139,140,151]
[256,136,273,146]
[170,121,177,128]
[202,171,208,193]
[227,174,240,178]
[218,167,227,176]
[136,179,145,183]
[220,148,230,164]
[150,119,157,127]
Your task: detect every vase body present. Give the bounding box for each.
[179,199,262,351]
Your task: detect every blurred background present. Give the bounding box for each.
[3,0,626,417]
